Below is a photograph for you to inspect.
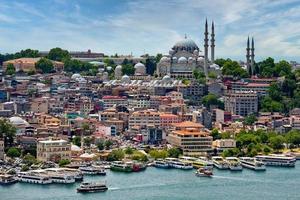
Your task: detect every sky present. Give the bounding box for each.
[1,0,300,61]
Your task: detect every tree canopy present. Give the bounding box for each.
[221,59,248,78]
[35,58,54,73]
[6,63,16,75]
[47,47,70,62]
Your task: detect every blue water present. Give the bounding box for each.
[1,163,299,200]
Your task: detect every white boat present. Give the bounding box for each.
[61,168,83,181]
[240,157,266,171]
[255,155,296,167]
[77,182,108,193]
[165,158,193,170]
[212,156,229,169]
[47,172,75,184]
[225,157,243,171]
[79,166,106,175]
[153,159,169,169]
[179,156,213,169]
[0,174,18,185]
[195,167,213,177]
[17,172,52,184]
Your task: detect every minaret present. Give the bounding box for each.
[246,36,250,73]
[251,37,255,75]
[204,19,209,77]
[210,21,215,63]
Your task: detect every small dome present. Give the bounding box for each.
[115,65,122,69]
[210,63,220,70]
[134,62,146,75]
[106,66,112,71]
[162,75,172,83]
[9,117,29,126]
[169,49,175,55]
[178,57,187,63]
[193,49,199,55]
[197,57,204,62]
[160,56,169,62]
[121,75,131,83]
[172,57,177,61]
[71,73,81,79]
[188,57,193,61]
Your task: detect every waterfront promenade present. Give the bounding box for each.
[1,162,299,200]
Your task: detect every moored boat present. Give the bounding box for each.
[255,155,296,167]
[153,159,170,169]
[17,171,52,184]
[0,174,18,185]
[79,166,106,175]
[212,156,229,169]
[240,157,266,171]
[225,157,243,171]
[77,182,108,193]
[110,161,132,172]
[165,158,193,170]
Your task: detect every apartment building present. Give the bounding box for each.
[37,139,71,162]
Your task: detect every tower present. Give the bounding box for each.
[246,36,251,73]
[251,37,255,75]
[210,21,215,63]
[204,19,209,77]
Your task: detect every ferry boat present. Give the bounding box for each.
[17,172,52,184]
[165,158,193,170]
[45,168,83,181]
[211,156,229,169]
[240,157,266,171]
[79,166,106,175]
[195,167,213,177]
[225,157,243,171]
[0,174,18,185]
[179,156,213,169]
[255,155,296,167]
[153,159,170,169]
[77,182,108,193]
[131,162,147,172]
[110,161,132,172]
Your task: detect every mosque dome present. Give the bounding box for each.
[178,57,187,63]
[197,57,205,62]
[172,37,199,53]
[134,62,146,75]
[162,75,172,83]
[193,49,199,55]
[188,57,194,63]
[115,65,123,78]
[121,75,131,83]
[172,57,177,61]
[210,63,220,70]
[71,73,81,80]
[160,56,169,62]
[106,66,112,71]
[9,117,29,126]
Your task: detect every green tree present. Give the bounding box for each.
[23,153,37,165]
[214,58,229,67]
[258,57,275,77]
[211,128,221,140]
[269,135,285,152]
[96,140,105,151]
[35,58,54,73]
[244,114,257,125]
[7,147,21,158]
[59,159,71,167]
[221,60,248,78]
[268,83,282,101]
[124,147,134,155]
[149,149,168,159]
[285,130,300,147]
[274,60,292,77]
[47,47,70,61]
[131,151,148,162]
[104,140,113,150]
[72,136,81,147]
[6,63,16,75]
[202,93,223,109]
[83,137,92,147]
[167,148,182,158]
[208,71,217,79]
[107,149,125,161]
[0,118,16,147]
[121,59,135,75]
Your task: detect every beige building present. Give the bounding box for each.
[0,140,4,160]
[224,91,258,116]
[167,121,212,156]
[213,139,236,149]
[37,139,71,162]
[31,98,49,114]
[129,110,160,129]
[3,57,64,72]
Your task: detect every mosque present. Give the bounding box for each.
[156,20,220,79]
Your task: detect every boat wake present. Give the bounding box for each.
[212,175,250,181]
[108,182,176,191]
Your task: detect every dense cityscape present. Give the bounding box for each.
[1,1,300,200]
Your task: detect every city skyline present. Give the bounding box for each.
[1,0,300,61]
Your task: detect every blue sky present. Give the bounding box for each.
[1,0,300,61]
